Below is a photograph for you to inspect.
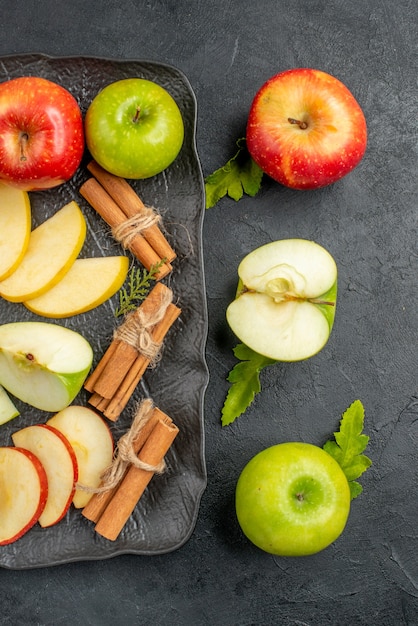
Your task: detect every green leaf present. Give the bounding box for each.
[114,262,164,317]
[323,399,372,500]
[221,344,276,426]
[205,138,263,209]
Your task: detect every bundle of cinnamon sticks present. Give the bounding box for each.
[82,398,179,541]
[79,161,176,280]
[85,282,181,421]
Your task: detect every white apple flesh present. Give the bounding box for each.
[0,182,31,281]
[0,321,93,412]
[0,200,86,302]
[24,255,130,318]
[0,446,48,545]
[12,424,78,528]
[226,239,337,361]
[47,405,114,509]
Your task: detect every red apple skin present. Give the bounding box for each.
[246,68,367,190]
[0,77,84,191]
[0,446,48,546]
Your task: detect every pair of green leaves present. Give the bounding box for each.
[222,346,371,499]
[204,138,263,209]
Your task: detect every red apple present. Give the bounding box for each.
[0,76,84,191]
[0,446,48,545]
[246,68,367,190]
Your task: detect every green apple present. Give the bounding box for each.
[0,322,93,412]
[235,442,351,556]
[85,78,184,179]
[226,239,337,361]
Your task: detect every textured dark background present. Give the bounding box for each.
[1,1,417,624]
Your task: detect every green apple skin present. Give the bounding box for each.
[85,78,184,179]
[0,322,93,412]
[235,442,351,556]
[226,239,337,362]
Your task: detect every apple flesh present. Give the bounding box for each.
[0,446,48,545]
[0,76,84,191]
[235,442,351,556]
[12,424,78,528]
[0,182,31,281]
[47,406,114,509]
[246,68,367,189]
[85,78,184,179]
[0,321,93,412]
[24,255,129,318]
[0,385,19,426]
[0,200,86,302]
[226,239,337,361]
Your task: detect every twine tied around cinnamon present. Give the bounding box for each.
[78,398,166,494]
[111,208,161,250]
[113,285,173,365]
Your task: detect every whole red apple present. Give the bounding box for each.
[0,76,84,191]
[246,68,367,190]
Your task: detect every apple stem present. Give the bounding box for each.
[288,118,308,130]
[132,107,141,124]
[309,298,335,306]
[19,132,29,162]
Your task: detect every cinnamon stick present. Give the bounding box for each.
[79,178,172,280]
[95,302,181,421]
[94,415,179,541]
[85,282,181,421]
[88,282,170,400]
[82,404,166,523]
[87,161,176,263]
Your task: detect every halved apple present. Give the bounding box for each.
[0,446,48,545]
[0,384,19,426]
[226,239,337,361]
[0,182,31,281]
[24,255,130,318]
[0,321,93,412]
[47,405,114,508]
[12,424,78,527]
[0,200,86,302]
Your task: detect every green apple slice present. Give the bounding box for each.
[0,182,31,281]
[0,384,19,426]
[24,255,129,318]
[0,321,93,412]
[0,200,86,302]
[226,239,337,361]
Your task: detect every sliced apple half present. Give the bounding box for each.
[24,255,130,318]
[0,384,19,426]
[0,182,31,281]
[47,406,114,508]
[0,200,86,302]
[226,239,337,361]
[0,446,48,545]
[12,424,78,528]
[0,321,93,412]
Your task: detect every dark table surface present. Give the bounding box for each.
[0,1,417,624]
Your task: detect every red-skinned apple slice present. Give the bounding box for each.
[0,446,48,545]
[12,424,78,528]
[47,406,114,508]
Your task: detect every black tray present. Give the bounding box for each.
[0,54,208,569]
